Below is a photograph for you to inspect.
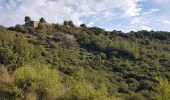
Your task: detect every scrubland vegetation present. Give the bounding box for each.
[0,17,170,100]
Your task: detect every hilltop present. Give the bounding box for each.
[0,17,170,100]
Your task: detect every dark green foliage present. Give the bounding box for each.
[39,17,47,23]
[64,20,75,27]
[0,19,170,100]
[8,25,35,34]
[0,29,41,69]
[80,24,87,28]
[77,31,140,59]
[130,30,170,40]
[24,16,31,23]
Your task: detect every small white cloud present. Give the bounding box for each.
[130,17,143,24]
[123,0,142,17]
[87,22,94,26]
[130,8,160,25]
[162,20,170,24]
[104,11,115,18]
[140,26,152,31]
[142,9,159,15]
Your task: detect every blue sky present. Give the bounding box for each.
[0,0,170,32]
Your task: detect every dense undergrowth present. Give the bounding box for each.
[0,19,170,100]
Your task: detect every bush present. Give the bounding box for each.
[126,93,145,100]
[13,64,60,99]
[155,78,170,100]
[62,78,112,100]
[0,29,40,69]
[70,81,97,100]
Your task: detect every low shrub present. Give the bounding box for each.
[12,64,61,99]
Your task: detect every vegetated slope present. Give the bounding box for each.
[0,21,170,100]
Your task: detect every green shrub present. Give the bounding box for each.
[155,78,170,100]
[62,77,114,100]
[126,93,145,100]
[5,86,22,99]
[13,64,60,99]
[0,29,40,69]
[71,81,97,100]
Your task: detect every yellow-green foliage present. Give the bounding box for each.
[71,81,97,100]
[125,92,145,100]
[155,78,170,100]
[63,77,116,100]
[1,20,170,100]
[0,29,40,68]
[118,40,140,59]
[14,65,60,95]
[0,28,16,48]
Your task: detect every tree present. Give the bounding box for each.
[24,16,31,23]
[80,24,87,28]
[39,17,46,23]
[37,22,47,31]
[37,22,47,39]
[68,20,74,27]
[63,20,74,27]
[63,21,68,26]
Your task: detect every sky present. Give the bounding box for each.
[0,0,170,32]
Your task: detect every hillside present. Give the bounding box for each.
[0,18,170,100]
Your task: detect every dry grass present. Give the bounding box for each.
[0,65,13,88]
